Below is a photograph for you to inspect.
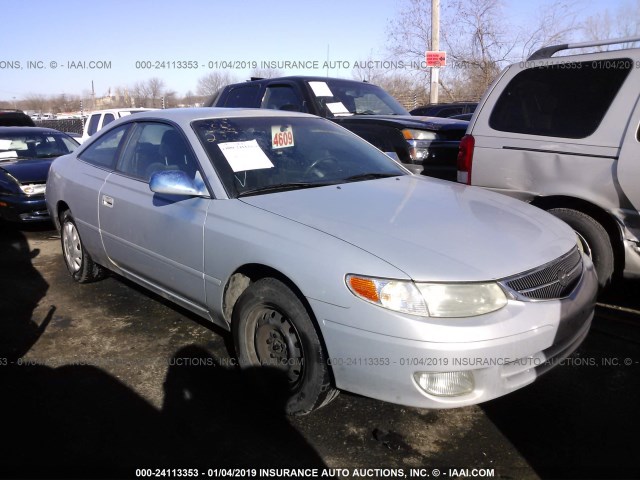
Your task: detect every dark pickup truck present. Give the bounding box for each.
[207,76,467,181]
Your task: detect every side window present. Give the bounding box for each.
[489,59,632,138]
[223,85,260,107]
[261,85,304,111]
[87,114,101,136]
[102,113,116,128]
[59,136,79,152]
[117,122,199,181]
[78,124,130,169]
[353,93,391,114]
[438,107,462,117]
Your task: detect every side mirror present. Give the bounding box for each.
[149,170,208,197]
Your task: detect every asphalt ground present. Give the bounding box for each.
[0,222,638,480]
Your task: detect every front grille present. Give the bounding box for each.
[502,247,582,300]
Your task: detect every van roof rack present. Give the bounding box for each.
[527,36,640,61]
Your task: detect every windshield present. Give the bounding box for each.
[307,79,409,117]
[192,116,407,197]
[0,131,78,160]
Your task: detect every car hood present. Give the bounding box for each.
[240,176,576,281]
[0,158,53,184]
[334,114,468,133]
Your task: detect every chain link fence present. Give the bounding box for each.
[34,118,84,134]
[392,92,429,112]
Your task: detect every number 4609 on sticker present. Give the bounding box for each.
[271,125,294,149]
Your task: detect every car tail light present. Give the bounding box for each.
[457,134,475,185]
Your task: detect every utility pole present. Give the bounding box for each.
[430,0,440,104]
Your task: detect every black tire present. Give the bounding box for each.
[232,278,338,415]
[548,208,614,289]
[60,210,105,283]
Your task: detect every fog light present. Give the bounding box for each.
[414,371,475,397]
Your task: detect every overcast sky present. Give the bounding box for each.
[0,0,622,100]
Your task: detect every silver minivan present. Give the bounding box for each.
[458,36,640,288]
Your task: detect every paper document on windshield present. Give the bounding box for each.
[218,140,274,172]
[326,102,351,116]
[309,81,334,97]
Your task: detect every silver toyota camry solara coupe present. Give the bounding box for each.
[46,108,598,414]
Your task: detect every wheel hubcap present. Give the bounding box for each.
[62,221,83,272]
[253,308,304,386]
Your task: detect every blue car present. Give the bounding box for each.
[0,126,78,222]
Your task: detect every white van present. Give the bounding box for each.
[80,108,156,143]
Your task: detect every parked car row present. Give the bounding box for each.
[6,35,638,416]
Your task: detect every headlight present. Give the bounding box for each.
[19,183,46,195]
[402,129,437,161]
[346,275,507,318]
[416,282,507,317]
[402,129,437,141]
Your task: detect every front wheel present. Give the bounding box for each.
[232,278,338,415]
[60,210,105,283]
[548,208,614,289]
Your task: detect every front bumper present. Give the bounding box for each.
[0,193,50,222]
[312,255,598,409]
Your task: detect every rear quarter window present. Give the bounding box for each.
[222,85,260,107]
[78,124,130,169]
[489,58,633,138]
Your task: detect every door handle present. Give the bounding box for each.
[102,195,114,208]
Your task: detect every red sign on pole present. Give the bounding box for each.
[425,51,447,67]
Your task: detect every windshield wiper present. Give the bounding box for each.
[343,173,401,182]
[237,181,336,197]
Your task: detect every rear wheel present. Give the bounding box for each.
[232,278,338,415]
[548,208,614,289]
[60,210,105,283]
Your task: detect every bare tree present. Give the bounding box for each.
[196,71,237,97]
[249,67,284,79]
[519,1,579,58]
[131,81,151,107]
[351,54,390,84]
[378,75,430,110]
[23,94,49,113]
[442,0,517,100]
[147,78,165,108]
[386,0,588,101]
[581,0,640,48]
[130,78,167,108]
[49,93,82,113]
[386,0,433,79]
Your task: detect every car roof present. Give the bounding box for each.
[232,75,377,86]
[0,126,68,134]
[86,108,156,114]
[122,107,317,123]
